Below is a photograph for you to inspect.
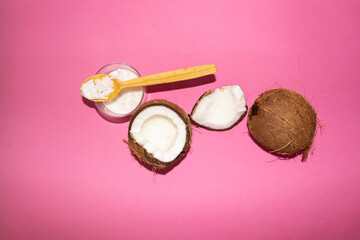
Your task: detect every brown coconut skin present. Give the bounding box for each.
[127,99,192,169]
[189,90,248,131]
[247,88,317,161]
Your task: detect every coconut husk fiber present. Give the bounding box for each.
[127,99,192,169]
[247,88,317,161]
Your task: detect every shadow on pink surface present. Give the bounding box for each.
[145,74,216,93]
[82,97,95,109]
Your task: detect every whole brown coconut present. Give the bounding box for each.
[127,99,192,169]
[247,88,317,161]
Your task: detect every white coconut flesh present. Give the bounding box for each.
[130,106,187,163]
[191,85,247,130]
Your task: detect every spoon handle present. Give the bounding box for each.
[119,64,217,89]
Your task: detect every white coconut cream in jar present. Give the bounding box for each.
[95,63,145,118]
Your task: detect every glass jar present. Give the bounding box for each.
[94,63,145,119]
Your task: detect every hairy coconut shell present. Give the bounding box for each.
[247,88,317,161]
[190,90,248,131]
[127,99,192,169]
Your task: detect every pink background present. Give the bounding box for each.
[1,0,360,239]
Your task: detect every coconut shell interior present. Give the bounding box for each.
[127,99,192,169]
[247,88,317,161]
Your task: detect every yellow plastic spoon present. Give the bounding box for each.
[80,64,217,102]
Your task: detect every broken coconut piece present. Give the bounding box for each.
[127,99,192,169]
[190,85,248,131]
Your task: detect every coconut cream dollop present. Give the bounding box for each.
[190,85,247,130]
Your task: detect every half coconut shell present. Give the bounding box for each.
[127,99,192,169]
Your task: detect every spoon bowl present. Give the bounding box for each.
[80,74,121,102]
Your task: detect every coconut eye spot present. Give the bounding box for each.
[141,115,178,153]
[250,103,259,118]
